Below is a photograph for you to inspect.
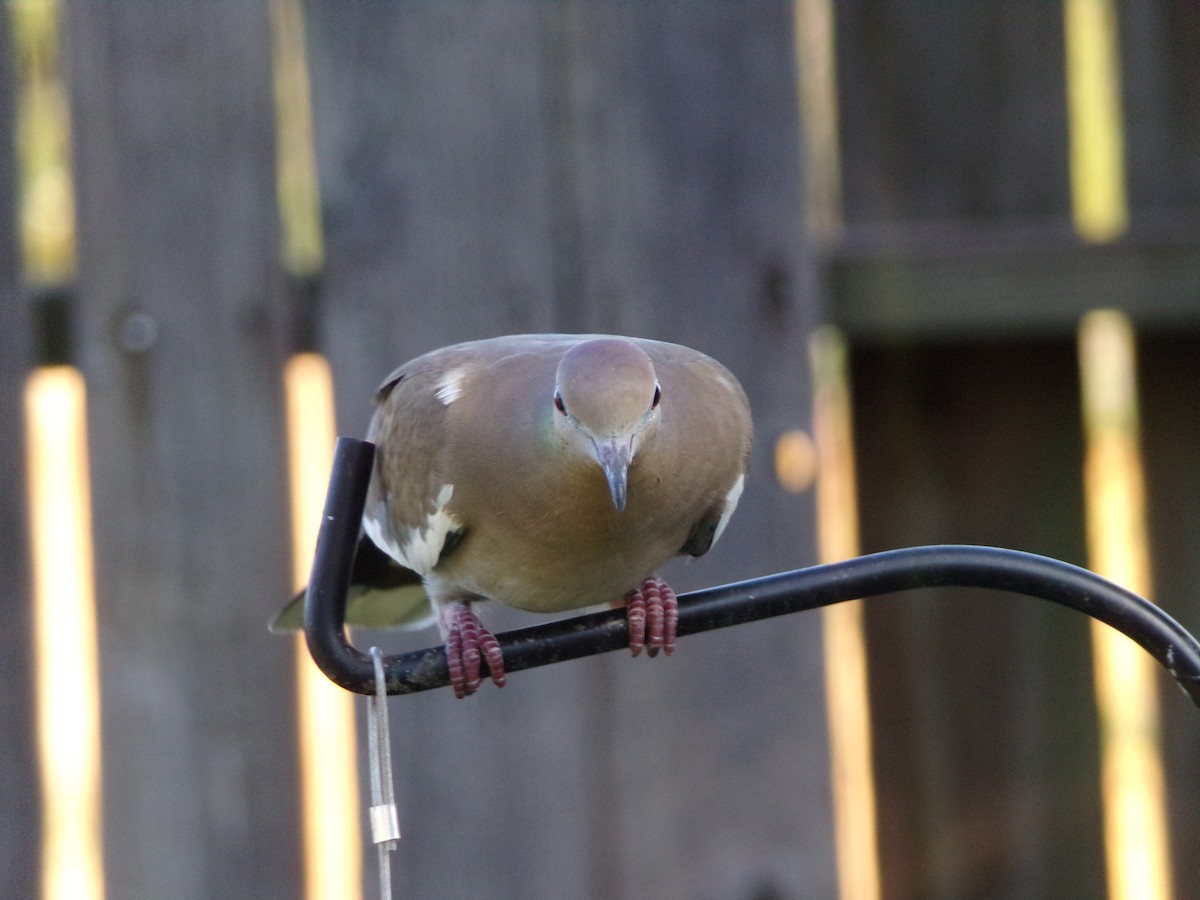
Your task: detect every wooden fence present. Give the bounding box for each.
[833,3,1200,899]
[1,2,1198,899]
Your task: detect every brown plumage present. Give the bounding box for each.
[275,334,752,698]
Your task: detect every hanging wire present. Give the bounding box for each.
[367,647,400,900]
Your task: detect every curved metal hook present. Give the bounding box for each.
[304,437,1200,706]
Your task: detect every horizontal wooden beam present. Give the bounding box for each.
[829,219,1200,339]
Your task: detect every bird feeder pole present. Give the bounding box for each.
[304,437,1200,708]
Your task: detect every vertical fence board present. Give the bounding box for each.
[556,5,830,898]
[307,3,830,897]
[1139,329,1200,900]
[851,340,1104,900]
[64,3,301,897]
[306,1,561,415]
[0,12,40,894]
[835,1,1071,227]
[1119,1,1200,218]
[304,6,586,898]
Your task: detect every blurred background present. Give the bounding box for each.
[2,2,1198,899]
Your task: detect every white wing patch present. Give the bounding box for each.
[435,368,468,405]
[362,506,406,568]
[710,472,745,549]
[364,483,462,576]
[403,484,462,573]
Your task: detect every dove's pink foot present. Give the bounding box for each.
[441,602,506,698]
[622,575,679,658]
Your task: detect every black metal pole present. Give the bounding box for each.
[302,437,379,693]
[304,438,1200,707]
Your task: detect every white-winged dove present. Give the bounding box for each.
[274,334,752,698]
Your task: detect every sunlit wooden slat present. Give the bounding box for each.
[1065,0,1127,243]
[285,353,364,900]
[810,326,880,900]
[26,367,105,900]
[1079,310,1173,900]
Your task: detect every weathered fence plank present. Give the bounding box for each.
[1118,2,1200,218]
[1140,330,1200,900]
[830,223,1200,340]
[306,2,831,897]
[851,341,1104,900]
[0,11,40,894]
[306,1,562,414]
[835,1,1071,227]
[551,6,829,898]
[64,3,301,897]
[304,7,578,897]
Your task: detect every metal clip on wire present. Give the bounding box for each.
[367,646,399,900]
[303,437,1200,708]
